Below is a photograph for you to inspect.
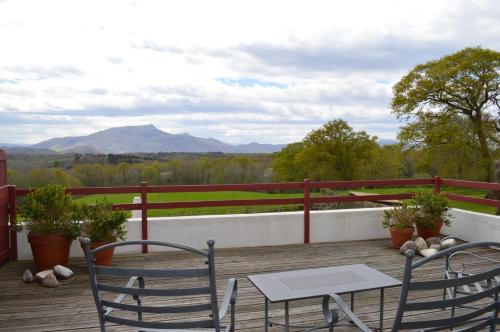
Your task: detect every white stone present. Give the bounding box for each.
[41,273,60,288]
[441,238,457,249]
[426,237,441,247]
[35,270,54,282]
[22,269,33,283]
[399,241,418,255]
[430,244,441,251]
[53,265,74,279]
[414,237,428,251]
[419,248,439,257]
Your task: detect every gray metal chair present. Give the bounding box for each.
[443,240,500,322]
[328,241,500,331]
[83,239,237,332]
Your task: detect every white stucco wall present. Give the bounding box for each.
[310,208,389,242]
[15,207,498,260]
[442,208,500,243]
[16,208,391,260]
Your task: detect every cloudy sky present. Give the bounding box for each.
[0,0,499,145]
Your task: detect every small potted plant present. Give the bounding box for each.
[19,184,79,271]
[383,202,416,248]
[79,200,127,266]
[413,191,452,239]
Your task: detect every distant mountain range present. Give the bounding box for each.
[0,125,398,155]
[25,125,287,154]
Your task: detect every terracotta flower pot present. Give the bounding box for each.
[28,233,71,272]
[416,221,443,240]
[81,240,115,266]
[389,226,415,249]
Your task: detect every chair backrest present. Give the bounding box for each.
[392,241,500,332]
[84,239,221,332]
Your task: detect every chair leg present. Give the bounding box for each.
[230,301,235,332]
[133,277,145,321]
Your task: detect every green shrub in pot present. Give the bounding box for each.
[413,191,452,239]
[19,184,79,271]
[79,200,127,243]
[383,202,417,248]
[79,200,127,266]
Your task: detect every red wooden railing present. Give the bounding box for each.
[3,149,500,260]
[0,150,17,265]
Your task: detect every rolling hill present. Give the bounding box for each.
[31,124,286,154]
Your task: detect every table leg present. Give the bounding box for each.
[264,298,269,332]
[380,288,385,331]
[351,292,355,312]
[284,301,289,332]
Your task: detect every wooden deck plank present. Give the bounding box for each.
[0,239,498,331]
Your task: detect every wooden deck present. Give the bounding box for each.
[0,239,499,331]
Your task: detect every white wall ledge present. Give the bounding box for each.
[15,207,500,260]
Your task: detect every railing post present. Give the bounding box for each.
[303,179,310,244]
[140,182,148,253]
[433,176,441,194]
[8,185,17,261]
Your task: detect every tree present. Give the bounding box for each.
[273,120,379,181]
[272,142,305,181]
[399,114,497,180]
[298,120,379,180]
[392,47,500,181]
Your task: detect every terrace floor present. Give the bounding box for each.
[0,239,499,331]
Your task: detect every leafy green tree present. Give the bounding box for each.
[273,120,379,181]
[272,142,305,181]
[392,47,500,180]
[399,114,496,180]
[141,166,161,184]
[72,163,109,187]
[298,120,378,180]
[364,144,403,179]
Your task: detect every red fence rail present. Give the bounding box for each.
[0,150,17,265]
[8,174,500,258]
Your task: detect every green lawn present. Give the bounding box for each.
[359,186,497,215]
[75,191,305,217]
[75,186,498,217]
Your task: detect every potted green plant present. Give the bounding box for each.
[79,200,127,266]
[383,202,416,248]
[19,184,79,271]
[413,191,452,239]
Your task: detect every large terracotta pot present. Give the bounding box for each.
[81,240,115,266]
[389,226,415,249]
[416,221,443,240]
[28,233,71,272]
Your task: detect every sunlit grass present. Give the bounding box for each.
[74,186,498,217]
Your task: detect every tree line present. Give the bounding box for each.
[7,154,274,188]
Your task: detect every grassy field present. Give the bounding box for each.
[76,191,305,217]
[362,186,497,215]
[75,185,498,217]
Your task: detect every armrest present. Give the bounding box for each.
[329,294,373,332]
[218,278,237,320]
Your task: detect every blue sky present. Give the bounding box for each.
[0,0,499,145]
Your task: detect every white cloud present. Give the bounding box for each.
[0,0,498,144]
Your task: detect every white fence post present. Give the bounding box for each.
[132,196,141,218]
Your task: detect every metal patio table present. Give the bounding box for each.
[247,264,401,331]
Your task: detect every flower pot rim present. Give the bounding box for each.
[416,220,443,229]
[28,232,66,237]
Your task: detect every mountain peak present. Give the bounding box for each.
[30,125,286,154]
